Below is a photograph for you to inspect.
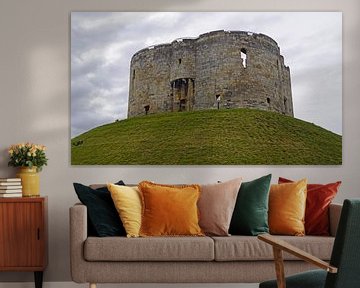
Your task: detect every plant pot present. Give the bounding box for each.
[16,167,40,197]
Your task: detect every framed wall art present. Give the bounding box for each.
[71,12,342,165]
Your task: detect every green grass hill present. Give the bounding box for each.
[71,109,342,165]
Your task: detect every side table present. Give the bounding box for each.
[0,196,48,288]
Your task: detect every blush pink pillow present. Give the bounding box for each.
[198,178,242,236]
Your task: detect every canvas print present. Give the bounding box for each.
[71,12,342,165]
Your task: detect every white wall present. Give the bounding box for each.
[0,0,359,283]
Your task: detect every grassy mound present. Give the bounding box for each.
[71,109,342,165]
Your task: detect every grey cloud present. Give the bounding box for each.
[292,62,342,134]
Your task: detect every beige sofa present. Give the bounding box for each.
[70,203,342,288]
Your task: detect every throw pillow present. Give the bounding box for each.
[198,178,242,236]
[229,174,272,236]
[279,177,341,236]
[269,179,307,236]
[107,183,142,238]
[73,181,126,237]
[138,181,203,237]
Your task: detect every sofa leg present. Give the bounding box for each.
[89,283,96,288]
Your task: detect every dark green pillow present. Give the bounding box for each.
[229,174,272,236]
[73,181,126,237]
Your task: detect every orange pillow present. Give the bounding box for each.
[269,179,307,236]
[138,181,204,237]
[278,177,341,236]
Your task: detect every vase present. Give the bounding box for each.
[16,167,40,197]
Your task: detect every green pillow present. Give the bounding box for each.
[229,174,272,236]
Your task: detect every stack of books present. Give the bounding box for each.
[0,178,22,197]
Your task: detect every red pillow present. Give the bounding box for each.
[278,177,341,236]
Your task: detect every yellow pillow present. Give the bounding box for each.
[107,183,142,238]
[269,179,307,236]
[138,181,204,237]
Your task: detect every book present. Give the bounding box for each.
[0,182,22,186]
[0,193,22,198]
[0,186,22,190]
[0,178,21,182]
[0,189,22,193]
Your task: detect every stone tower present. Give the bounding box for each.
[128,30,293,118]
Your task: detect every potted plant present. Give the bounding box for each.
[8,143,48,197]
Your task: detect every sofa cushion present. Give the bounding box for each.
[212,236,334,261]
[108,184,142,238]
[139,181,203,237]
[278,177,341,236]
[73,181,126,237]
[229,174,271,236]
[198,178,242,236]
[269,179,307,236]
[84,236,214,261]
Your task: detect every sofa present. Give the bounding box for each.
[70,201,342,287]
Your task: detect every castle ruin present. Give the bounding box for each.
[128,30,293,118]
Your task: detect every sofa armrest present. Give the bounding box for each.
[329,203,342,237]
[69,203,88,283]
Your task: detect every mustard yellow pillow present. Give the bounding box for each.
[107,183,142,238]
[138,181,204,237]
[269,179,307,236]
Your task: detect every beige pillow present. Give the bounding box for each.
[198,178,242,236]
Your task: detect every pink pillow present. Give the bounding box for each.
[198,178,242,236]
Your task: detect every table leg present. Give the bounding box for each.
[34,271,43,288]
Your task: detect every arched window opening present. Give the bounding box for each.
[240,48,247,68]
[216,94,221,110]
[267,97,271,104]
[144,105,150,115]
[178,58,182,64]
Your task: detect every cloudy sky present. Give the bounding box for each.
[71,12,342,137]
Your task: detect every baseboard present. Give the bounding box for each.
[0,282,259,288]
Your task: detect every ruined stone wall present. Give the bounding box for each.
[128,30,293,118]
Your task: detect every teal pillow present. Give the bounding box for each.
[229,174,271,236]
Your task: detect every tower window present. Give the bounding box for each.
[144,105,150,115]
[216,95,221,110]
[132,70,136,89]
[178,58,182,64]
[267,97,270,104]
[240,48,247,68]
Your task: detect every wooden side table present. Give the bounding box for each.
[0,197,48,288]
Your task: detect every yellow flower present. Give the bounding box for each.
[8,149,13,155]
[39,145,46,151]
[27,152,32,157]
